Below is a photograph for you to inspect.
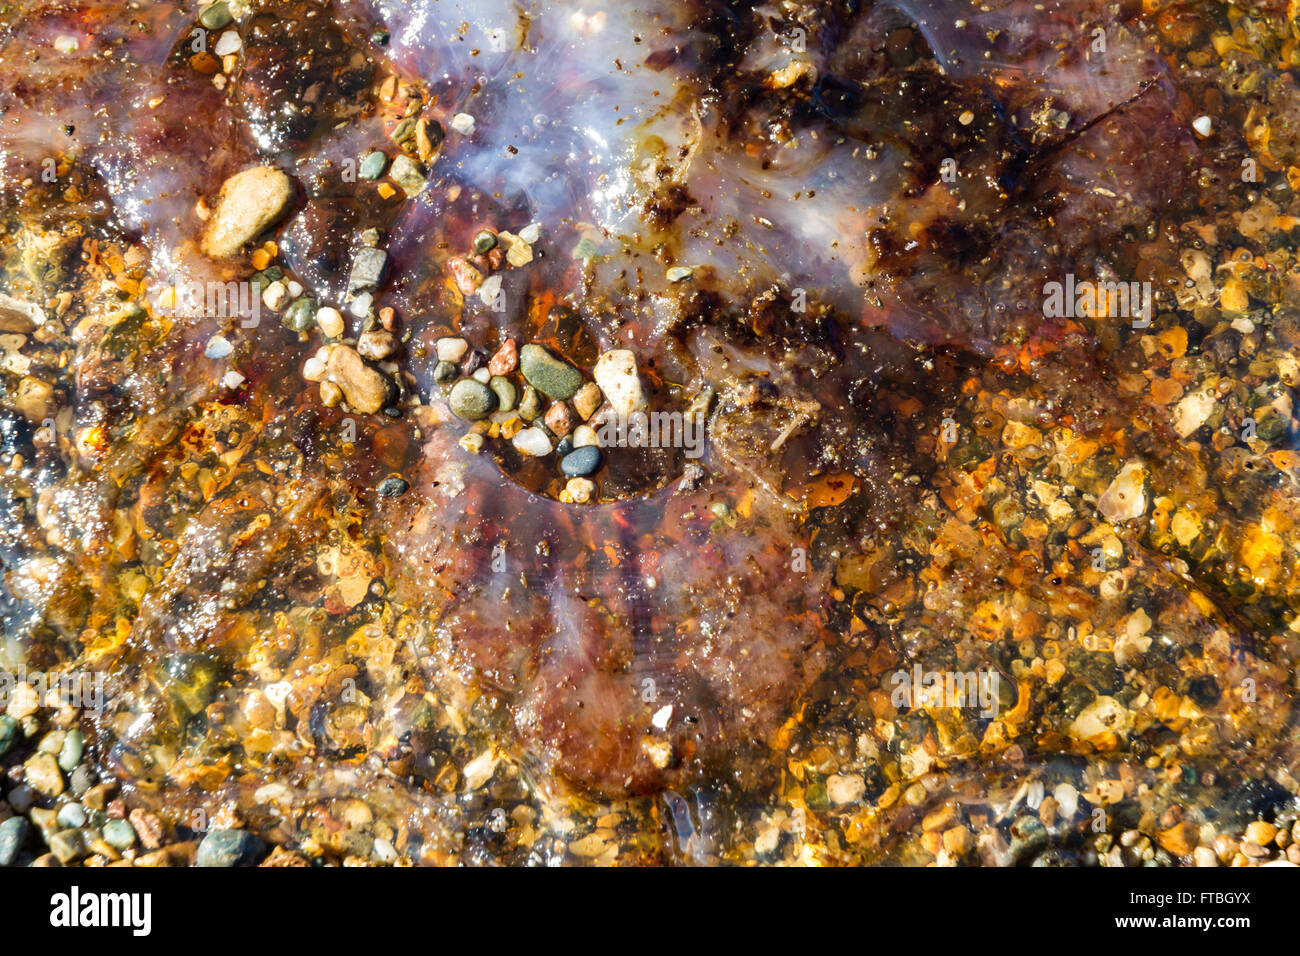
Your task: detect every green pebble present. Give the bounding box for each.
[390,117,416,144]
[433,360,458,383]
[489,376,517,412]
[198,1,232,30]
[517,385,541,420]
[519,344,583,401]
[473,230,498,253]
[282,297,318,332]
[448,379,497,421]
[57,729,83,773]
[360,151,387,181]
[103,818,137,851]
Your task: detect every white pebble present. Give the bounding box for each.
[450,112,476,135]
[302,356,327,382]
[512,426,552,457]
[348,292,372,318]
[316,307,344,338]
[204,335,233,359]
[262,280,289,312]
[472,367,491,383]
[1192,115,1212,137]
[651,705,672,730]
[435,336,469,363]
[594,349,647,418]
[573,424,600,448]
[213,30,242,57]
[221,370,245,389]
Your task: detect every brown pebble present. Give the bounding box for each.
[1245,821,1277,846]
[1287,844,1300,865]
[357,329,398,361]
[488,337,518,376]
[545,401,574,437]
[379,307,399,332]
[129,808,165,849]
[1241,840,1270,859]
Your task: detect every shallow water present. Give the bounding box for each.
[0,0,1297,865]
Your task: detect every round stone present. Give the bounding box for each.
[448,379,497,421]
[199,2,233,30]
[560,445,602,477]
[197,828,266,867]
[102,818,137,851]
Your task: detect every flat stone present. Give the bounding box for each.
[348,247,388,296]
[197,828,266,867]
[449,379,497,421]
[520,344,583,400]
[560,444,602,477]
[201,166,294,259]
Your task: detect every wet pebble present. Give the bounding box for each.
[24,753,64,797]
[512,427,552,457]
[489,376,517,412]
[520,344,583,401]
[197,828,266,867]
[435,337,469,363]
[560,445,602,477]
[0,816,28,866]
[433,360,457,383]
[449,379,497,421]
[359,151,387,181]
[57,729,83,773]
[102,818,136,851]
[55,803,86,829]
[201,166,293,259]
[0,714,15,757]
[377,476,409,498]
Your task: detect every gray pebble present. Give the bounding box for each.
[197,828,266,867]
[449,379,497,421]
[0,816,28,866]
